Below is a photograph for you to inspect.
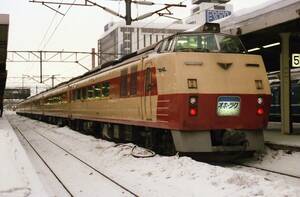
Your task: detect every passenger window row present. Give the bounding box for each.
[45,93,67,105]
[72,82,110,101]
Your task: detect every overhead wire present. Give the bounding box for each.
[42,0,77,50]
[38,0,64,50]
[97,0,188,62]
[99,0,230,63]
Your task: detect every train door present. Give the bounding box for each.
[143,61,153,120]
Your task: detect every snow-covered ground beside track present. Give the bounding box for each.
[5,112,300,197]
[0,114,48,197]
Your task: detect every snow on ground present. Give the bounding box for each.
[0,114,48,197]
[238,147,300,178]
[6,113,300,197]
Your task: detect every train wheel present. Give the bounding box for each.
[159,130,176,156]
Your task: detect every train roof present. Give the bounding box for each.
[19,28,239,103]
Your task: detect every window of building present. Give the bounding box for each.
[150,34,152,45]
[120,69,128,97]
[130,66,138,95]
[144,35,146,47]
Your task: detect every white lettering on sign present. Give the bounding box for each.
[292,54,300,67]
[206,10,231,23]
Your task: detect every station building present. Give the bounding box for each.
[97,22,194,65]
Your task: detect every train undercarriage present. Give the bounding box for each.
[18,113,263,161]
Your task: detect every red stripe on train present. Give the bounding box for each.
[157,94,271,131]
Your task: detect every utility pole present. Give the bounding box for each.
[125,0,132,25]
[91,48,96,69]
[40,50,42,83]
[29,0,186,25]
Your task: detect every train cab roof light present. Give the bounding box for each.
[256,107,264,115]
[199,23,220,33]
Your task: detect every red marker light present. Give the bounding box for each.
[257,108,264,115]
[189,108,197,116]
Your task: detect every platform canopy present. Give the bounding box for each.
[219,0,300,71]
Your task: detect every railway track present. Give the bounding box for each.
[11,123,138,197]
[230,162,300,180]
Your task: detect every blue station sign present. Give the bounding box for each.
[206,9,232,22]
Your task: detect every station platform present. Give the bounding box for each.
[0,114,47,196]
[264,122,300,151]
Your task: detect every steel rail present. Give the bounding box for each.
[11,125,74,197]
[232,162,300,180]
[13,122,139,196]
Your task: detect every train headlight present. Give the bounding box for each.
[189,96,198,116]
[257,97,263,105]
[189,97,197,105]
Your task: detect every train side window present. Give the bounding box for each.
[76,89,81,100]
[120,69,128,97]
[72,90,76,101]
[82,87,87,99]
[102,82,110,97]
[87,86,94,98]
[94,84,101,98]
[130,66,138,95]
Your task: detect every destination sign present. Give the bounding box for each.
[205,9,231,22]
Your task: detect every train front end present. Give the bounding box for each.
[156,27,271,154]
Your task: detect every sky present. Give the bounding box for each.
[0,0,272,91]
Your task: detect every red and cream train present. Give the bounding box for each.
[17,24,271,156]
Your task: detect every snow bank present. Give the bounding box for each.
[8,113,300,197]
[0,115,48,197]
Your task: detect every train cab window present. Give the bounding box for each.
[94,84,101,98]
[216,34,246,53]
[102,82,110,97]
[120,69,128,97]
[130,66,138,96]
[87,86,94,98]
[175,34,217,52]
[160,37,174,53]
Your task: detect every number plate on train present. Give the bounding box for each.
[217,96,240,116]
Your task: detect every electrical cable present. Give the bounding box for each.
[38,0,64,50]
[97,0,188,62]
[42,0,77,50]
[114,143,156,158]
